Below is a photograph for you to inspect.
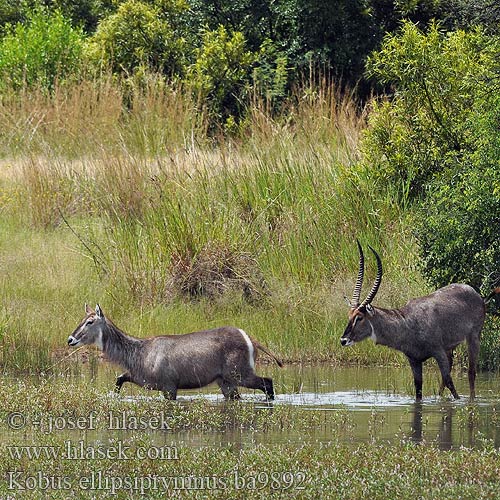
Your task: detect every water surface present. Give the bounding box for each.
[68,362,500,450]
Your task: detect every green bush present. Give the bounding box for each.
[416,88,500,292]
[0,8,84,90]
[0,0,25,33]
[252,38,290,105]
[46,0,115,33]
[186,26,255,123]
[362,21,491,200]
[479,319,500,371]
[187,0,445,92]
[85,0,186,76]
[362,19,500,297]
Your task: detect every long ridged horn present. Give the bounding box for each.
[360,246,383,308]
[351,239,365,307]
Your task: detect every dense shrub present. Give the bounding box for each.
[0,8,84,90]
[187,26,255,124]
[252,38,290,105]
[0,0,25,33]
[40,0,114,33]
[363,20,500,294]
[85,0,186,76]
[439,0,500,34]
[187,0,445,92]
[416,89,500,292]
[363,22,493,199]
[478,319,500,371]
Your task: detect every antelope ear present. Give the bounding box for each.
[95,304,104,318]
[366,304,374,315]
[85,303,93,315]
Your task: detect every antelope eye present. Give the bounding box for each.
[86,319,94,325]
[353,315,364,327]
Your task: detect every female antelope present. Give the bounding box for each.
[68,305,282,400]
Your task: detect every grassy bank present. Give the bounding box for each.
[4,438,500,499]
[0,211,415,371]
[1,77,424,371]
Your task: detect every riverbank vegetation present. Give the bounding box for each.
[2,378,500,499]
[0,1,499,373]
[1,4,500,499]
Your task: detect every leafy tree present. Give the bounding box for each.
[187,26,255,122]
[416,87,500,292]
[0,1,115,35]
[86,0,186,76]
[187,0,446,92]
[0,8,84,90]
[363,19,500,291]
[362,21,491,198]
[367,0,443,35]
[438,0,500,34]
[252,39,290,103]
[0,1,26,33]
[363,22,500,293]
[187,0,283,52]
[45,0,115,33]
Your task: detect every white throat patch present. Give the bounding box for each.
[95,328,104,351]
[238,329,255,370]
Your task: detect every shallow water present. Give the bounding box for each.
[70,362,500,450]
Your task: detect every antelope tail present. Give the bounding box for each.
[255,342,283,367]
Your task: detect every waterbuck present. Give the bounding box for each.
[340,241,485,401]
[68,305,282,400]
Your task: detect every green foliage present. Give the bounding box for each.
[363,21,492,199]
[438,0,500,34]
[363,20,500,293]
[45,0,115,33]
[187,26,255,121]
[252,39,290,104]
[85,0,186,76]
[186,0,284,51]
[0,0,117,34]
[0,8,84,90]
[291,0,374,75]
[417,164,500,290]
[367,0,442,34]
[478,319,500,371]
[416,87,500,291]
[0,1,26,33]
[186,0,445,92]
[2,0,493,98]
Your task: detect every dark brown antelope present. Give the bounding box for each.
[340,241,486,401]
[68,305,282,400]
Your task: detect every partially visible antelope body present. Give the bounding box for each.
[340,241,485,401]
[68,305,282,400]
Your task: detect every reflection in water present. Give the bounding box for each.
[437,405,453,450]
[410,403,453,450]
[409,400,500,450]
[410,402,423,444]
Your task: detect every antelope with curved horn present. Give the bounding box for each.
[341,241,486,401]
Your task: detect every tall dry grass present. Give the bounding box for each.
[0,74,207,158]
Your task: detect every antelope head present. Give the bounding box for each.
[68,304,106,349]
[341,241,383,346]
